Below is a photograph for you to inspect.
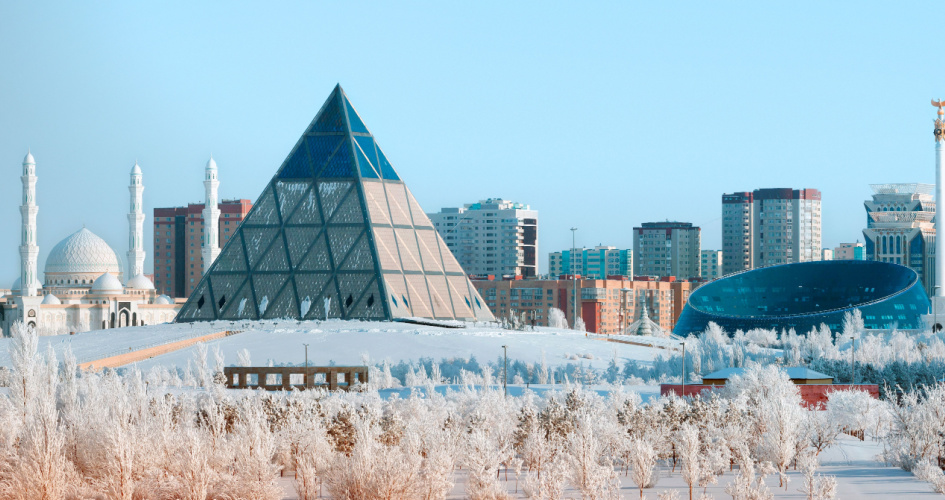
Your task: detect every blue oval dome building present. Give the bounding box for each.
[674,260,930,335]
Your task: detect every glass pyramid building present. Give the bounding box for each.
[176,85,494,323]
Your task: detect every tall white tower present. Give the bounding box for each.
[19,151,40,296]
[201,156,221,274]
[127,161,146,279]
[935,100,945,300]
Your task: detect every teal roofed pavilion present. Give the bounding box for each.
[176,85,494,323]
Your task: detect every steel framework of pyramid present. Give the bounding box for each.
[176,85,494,323]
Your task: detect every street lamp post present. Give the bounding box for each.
[303,343,309,368]
[681,341,686,396]
[933,286,942,333]
[502,345,508,397]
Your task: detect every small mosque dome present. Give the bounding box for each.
[154,295,173,305]
[11,277,20,290]
[23,151,35,165]
[206,156,217,170]
[45,228,121,276]
[91,273,123,293]
[41,294,61,305]
[126,274,154,290]
[131,161,142,175]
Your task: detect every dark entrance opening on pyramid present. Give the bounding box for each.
[176,85,494,323]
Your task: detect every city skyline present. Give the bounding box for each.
[4,3,945,282]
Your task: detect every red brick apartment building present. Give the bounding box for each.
[153,200,252,298]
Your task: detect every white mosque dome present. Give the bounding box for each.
[41,294,61,305]
[23,151,35,165]
[131,161,142,175]
[154,294,173,305]
[206,156,217,170]
[126,274,154,290]
[45,228,121,276]
[91,273,123,293]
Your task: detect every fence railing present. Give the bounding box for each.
[224,366,369,392]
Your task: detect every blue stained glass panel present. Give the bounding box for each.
[355,136,379,168]
[312,95,346,133]
[277,143,312,179]
[357,146,379,179]
[306,136,344,175]
[318,141,355,178]
[375,146,400,181]
[345,99,369,133]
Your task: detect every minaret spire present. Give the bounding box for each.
[127,161,146,280]
[201,156,221,274]
[19,151,39,296]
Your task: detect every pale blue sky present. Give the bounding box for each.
[1,2,944,282]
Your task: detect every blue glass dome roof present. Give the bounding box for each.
[674,260,930,335]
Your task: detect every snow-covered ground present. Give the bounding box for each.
[91,320,664,372]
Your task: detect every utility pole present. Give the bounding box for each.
[502,345,508,397]
[681,341,686,396]
[571,227,578,330]
[304,344,309,368]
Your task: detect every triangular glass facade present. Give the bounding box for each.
[176,85,494,323]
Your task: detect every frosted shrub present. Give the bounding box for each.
[548,308,568,329]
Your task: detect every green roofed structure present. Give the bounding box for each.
[176,85,494,323]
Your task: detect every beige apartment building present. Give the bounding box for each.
[471,277,695,335]
[700,250,723,281]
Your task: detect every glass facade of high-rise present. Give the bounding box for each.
[674,260,930,335]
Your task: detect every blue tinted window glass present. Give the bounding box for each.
[306,136,344,175]
[277,143,311,179]
[312,96,346,133]
[356,146,379,179]
[345,99,369,134]
[318,141,355,178]
[355,136,379,168]
[376,146,400,181]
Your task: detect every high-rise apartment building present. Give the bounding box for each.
[862,183,935,293]
[722,192,753,275]
[753,188,822,267]
[633,222,701,280]
[833,242,865,261]
[700,250,723,281]
[722,188,822,271]
[548,246,632,279]
[153,199,252,298]
[428,198,538,277]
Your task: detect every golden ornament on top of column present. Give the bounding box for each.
[933,99,945,142]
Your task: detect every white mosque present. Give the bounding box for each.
[0,152,186,335]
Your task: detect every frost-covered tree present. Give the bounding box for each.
[675,423,701,500]
[629,438,658,500]
[548,308,568,329]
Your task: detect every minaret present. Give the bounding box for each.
[19,151,39,296]
[127,161,146,279]
[935,100,945,298]
[201,156,221,274]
